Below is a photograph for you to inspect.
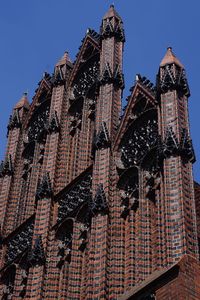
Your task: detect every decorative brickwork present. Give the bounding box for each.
[0,5,199,300]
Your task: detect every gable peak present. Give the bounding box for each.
[56,51,73,67]
[14,92,30,110]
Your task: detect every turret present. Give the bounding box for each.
[156,47,198,264]
[0,93,30,237]
[87,5,125,298]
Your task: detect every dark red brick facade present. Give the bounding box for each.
[0,5,200,299]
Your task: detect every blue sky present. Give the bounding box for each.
[0,0,199,181]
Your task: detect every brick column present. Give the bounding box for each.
[26,175,52,299]
[157,48,199,264]
[0,95,29,236]
[87,214,108,299]
[67,221,84,299]
[88,5,125,297]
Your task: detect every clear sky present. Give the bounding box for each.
[0,0,199,181]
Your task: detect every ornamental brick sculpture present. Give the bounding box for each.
[0,5,200,300]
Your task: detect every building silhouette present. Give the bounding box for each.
[0,5,200,299]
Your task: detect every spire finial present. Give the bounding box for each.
[103,3,121,20]
[23,90,28,97]
[160,47,184,68]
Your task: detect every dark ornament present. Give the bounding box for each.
[118,167,139,198]
[48,111,60,133]
[56,219,73,267]
[7,109,21,135]
[27,102,50,143]
[36,173,52,201]
[58,173,92,223]
[141,143,163,174]
[28,236,45,266]
[86,28,100,42]
[22,158,32,179]
[100,63,124,89]
[22,142,35,178]
[38,144,45,164]
[131,199,139,211]
[157,127,195,163]
[163,126,179,158]
[73,60,99,98]
[120,112,158,169]
[113,64,125,89]
[180,128,195,163]
[114,21,126,42]
[118,167,139,218]
[79,226,89,252]
[52,66,65,86]
[90,184,108,216]
[38,91,49,106]
[145,172,160,203]
[135,74,156,96]
[158,64,176,93]
[157,135,164,159]
[1,265,16,299]
[142,293,156,300]
[0,161,4,177]
[101,19,114,39]
[120,206,130,219]
[101,20,125,42]
[42,72,52,83]
[68,96,83,136]
[69,112,82,136]
[0,155,13,177]
[19,268,28,298]
[22,141,35,160]
[94,122,110,150]
[57,241,72,267]
[100,62,113,85]
[157,64,190,96]
[88,99,96,120]
[177,68,190,97]
[5,220,34,264]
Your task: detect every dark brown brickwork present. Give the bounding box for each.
[119,255,200,300]
[194,181,200,254]
[0,5,199,300]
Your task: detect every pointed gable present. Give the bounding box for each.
[114,75,156,150]
[24,72,52,129]
[68,29,100,87]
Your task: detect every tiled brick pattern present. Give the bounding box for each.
[0,6,199,300]
[194,182,200,253]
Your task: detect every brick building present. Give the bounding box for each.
[0,5,200,299]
